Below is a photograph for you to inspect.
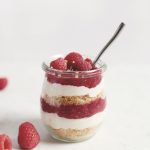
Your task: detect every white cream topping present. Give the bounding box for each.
[41,78,104,97]
[41,111,105,129]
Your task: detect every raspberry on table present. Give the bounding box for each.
[18,122,40,149]
[50,57,67,70]
[0,134,12,150]
[0,77,8,90]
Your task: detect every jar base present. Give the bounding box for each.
[45,125,100,143]
[51,133,95,143]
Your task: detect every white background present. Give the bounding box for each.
[0,0,150,150]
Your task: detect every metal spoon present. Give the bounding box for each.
[93,22,125,65]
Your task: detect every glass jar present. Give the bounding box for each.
[40,55,107,142]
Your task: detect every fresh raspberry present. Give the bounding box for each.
[0,77,8,90]
[85,58,93,65]
[64,52,83,70]
[50,57,67,70]
[0,134,12,150]
[18,122,40,149]
[85,58,98,69]
[75,60,92,71]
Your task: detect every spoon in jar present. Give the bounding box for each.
[93,22,125,65]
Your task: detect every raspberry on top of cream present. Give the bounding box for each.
[50,52,94,71]
[47,52,102,88]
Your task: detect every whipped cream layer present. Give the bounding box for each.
[42,78,104,97]
[41,111,105,129]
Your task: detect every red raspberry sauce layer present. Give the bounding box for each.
[41,97,106,119]
[46,72,102,88]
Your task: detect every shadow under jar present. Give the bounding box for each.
[40,56,107,142]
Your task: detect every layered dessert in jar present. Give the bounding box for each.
[40,52,106,142]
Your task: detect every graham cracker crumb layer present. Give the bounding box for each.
[46,125,99,141]
[43,93,105,106]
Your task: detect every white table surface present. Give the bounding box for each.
[0,0,150,149]
[0,61,150,150]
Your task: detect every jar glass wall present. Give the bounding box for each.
[40,56,107,142]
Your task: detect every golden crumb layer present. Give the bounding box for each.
[43,92,105,106]
[46,125,99,141]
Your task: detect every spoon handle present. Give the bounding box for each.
[93,22,125,65]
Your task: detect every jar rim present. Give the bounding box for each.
[42,60,107,77]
